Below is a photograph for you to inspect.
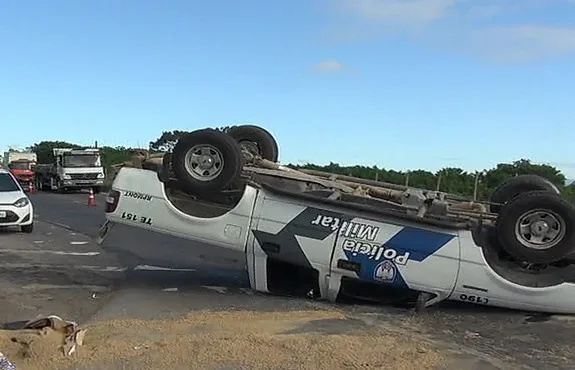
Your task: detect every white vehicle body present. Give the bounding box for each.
[0,169,34,230]
[100,167,575,314]
[35,148,105,191]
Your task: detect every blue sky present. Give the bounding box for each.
[1,0,574,176]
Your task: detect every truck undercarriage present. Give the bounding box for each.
[111,125,575,287]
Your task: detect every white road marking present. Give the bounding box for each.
[550,315,575,322]
[0,262,202,274]
[162,288,179,292]
[52,222,72,229]
[133,264,196,272]
[79,265,127,272]
[202,286,227,294]
[70,241,89,245]
[0,263,126,272]
[22,284,110,292]
[0,249,99,256]
[33,241,45,244]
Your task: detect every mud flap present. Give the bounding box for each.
[96,220,114,245]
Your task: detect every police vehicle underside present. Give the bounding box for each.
[120,125,575,311]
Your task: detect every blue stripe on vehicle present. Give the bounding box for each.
[342,226,455,288]
[384,227,455,262]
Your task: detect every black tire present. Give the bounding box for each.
[172,129,244,195]
[490,175,560,213]
[227,125,279,162]
[93,187,102,194]
[497,191,575,264]
[21,223,34,233]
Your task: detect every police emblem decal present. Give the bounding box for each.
[373,260,396,283]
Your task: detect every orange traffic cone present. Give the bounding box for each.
[88,188,97,206]
[28,182,35,193]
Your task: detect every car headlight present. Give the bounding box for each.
[14,197,29,207]
[63,174,71,180]
[97,173,105,179]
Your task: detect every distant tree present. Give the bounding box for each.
[562,183,575,202]
[482,159,566,190]
[29,141,142,175]
[149,130,191,152]
[29,141,82,163]
[289,158,572,202]
[99,146,140,169]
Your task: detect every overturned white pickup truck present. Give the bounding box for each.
[99,125,575,313]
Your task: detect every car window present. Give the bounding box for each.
[0,173,20,192]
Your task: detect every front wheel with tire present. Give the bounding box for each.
[21,223,34,233]
[226,125,279,162]
[497,191,575,264]
[490,175,560,213]
[172,129,244,195]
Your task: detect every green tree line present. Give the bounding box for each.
[25,136,575,202]
[27,141,137,172]
[289,160,575,202]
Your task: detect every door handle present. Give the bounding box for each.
[337,259,361,273]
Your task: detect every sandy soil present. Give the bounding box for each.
[0,310,450,370]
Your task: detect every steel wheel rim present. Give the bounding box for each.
[184,144,224,182]
[515,208,566,250]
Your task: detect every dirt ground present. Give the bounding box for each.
[0,310,450,370]
[4,197,574,370]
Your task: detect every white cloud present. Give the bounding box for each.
[336,0,457,26]
[325,0,575,62]
[312,59,346,73]
[471,25,575,62]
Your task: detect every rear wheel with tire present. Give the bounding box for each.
[227,125,279,162]
[490,175,560,213]
[497,191,575,264]
[172,129,244,195]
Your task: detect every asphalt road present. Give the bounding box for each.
[2,190,575,369]
[30,190,247,270]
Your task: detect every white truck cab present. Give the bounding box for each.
[100,167,575,314]
[36,148,106,193]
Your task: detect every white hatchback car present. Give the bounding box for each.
[0,169,34,233]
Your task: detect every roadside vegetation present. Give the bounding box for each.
[26,135,575,201]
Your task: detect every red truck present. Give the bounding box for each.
[3,151,37,189]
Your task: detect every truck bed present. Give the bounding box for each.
[162,171,479,231]
[114,151,495,231]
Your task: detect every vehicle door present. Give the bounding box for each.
[328,214,460,299]
[247,193,341,296]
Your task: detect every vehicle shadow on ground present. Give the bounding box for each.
[0,227,24,234]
